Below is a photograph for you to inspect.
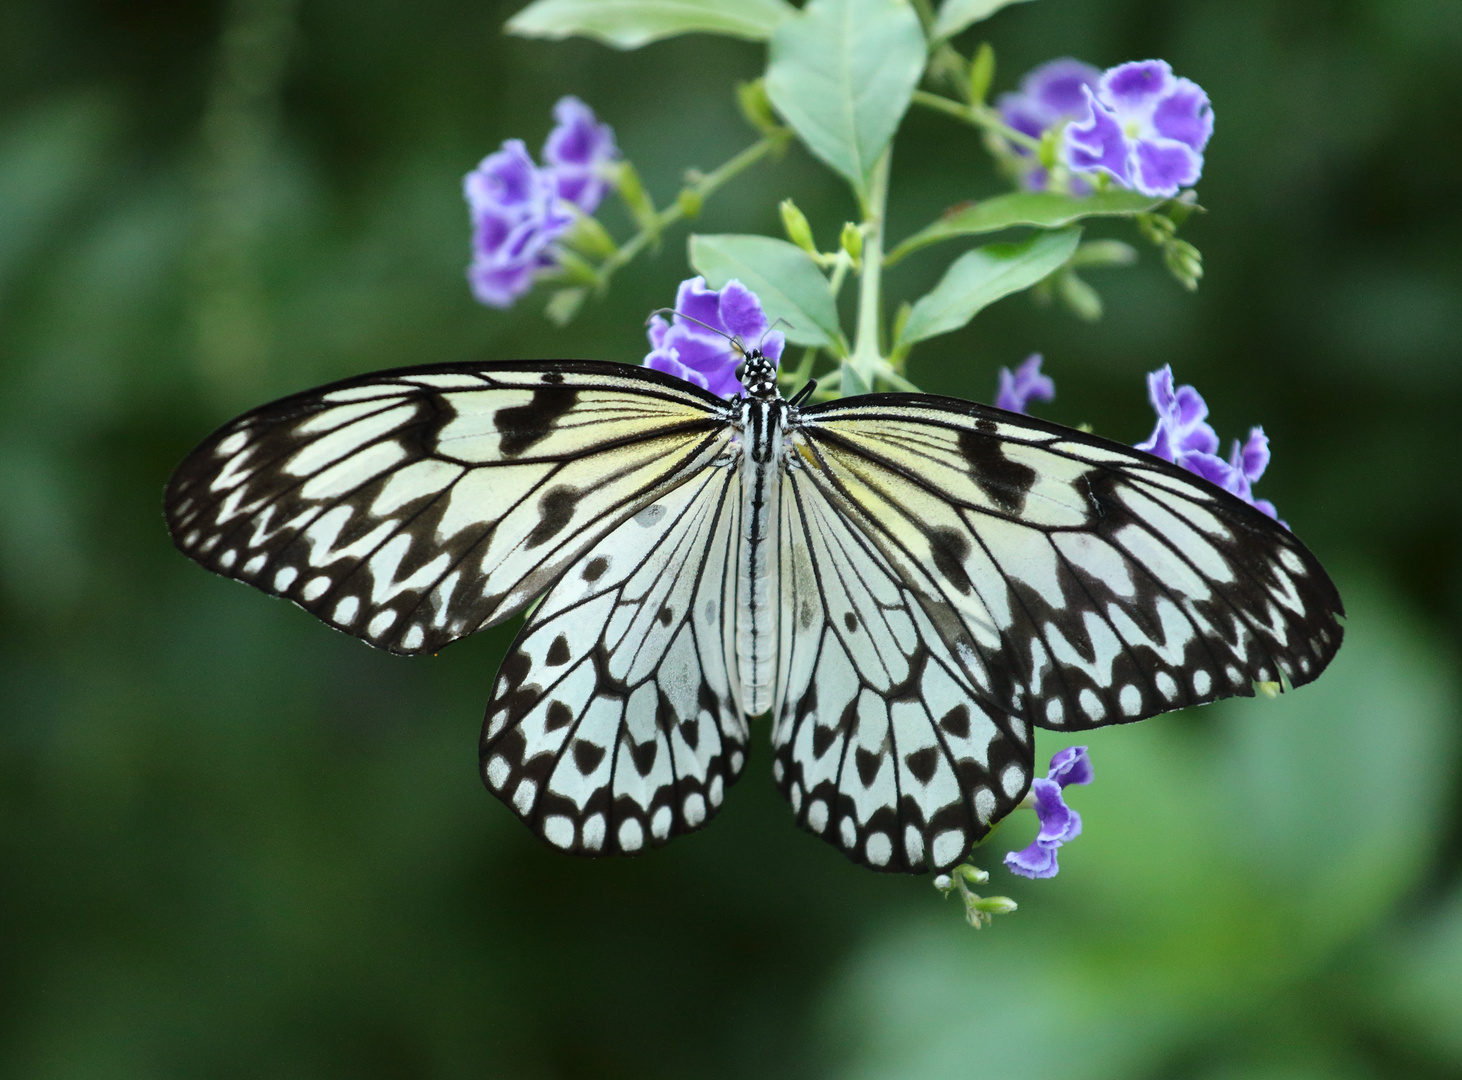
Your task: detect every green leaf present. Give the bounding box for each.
[765,0,926,200]
[839,361,872,396]
[505,0,795,49]
[886,189,1164,264]
[931,0,1035,42]
[689,234,843,350]
[896,227,1079,346]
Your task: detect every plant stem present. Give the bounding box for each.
[850,146,892,384]
[908,0,937,37]
[910,90,1042,152]
[595,133,784,288]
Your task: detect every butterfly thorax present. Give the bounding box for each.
[734,391,787,716]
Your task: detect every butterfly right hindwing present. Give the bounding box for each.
[771,464,1032,873]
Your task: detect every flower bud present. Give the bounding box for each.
[968,42,995,104]
[613,161,656,228]
[677,188,703,218]
[780,199,817,254]
[737,78,780,135]
[839,221,863,263]
[972,895,1018,916]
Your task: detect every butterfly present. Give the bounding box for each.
[165,350,1343,872]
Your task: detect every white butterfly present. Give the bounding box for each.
[166,353,1343,872]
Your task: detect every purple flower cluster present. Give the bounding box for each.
[998,59,1102,192]
[1136,366,1281,521]
[994,354,1055,414]
[464,97,618,308]
[644,277,785,399]
[1005,747,1092,879]
[1063,60,1213,198]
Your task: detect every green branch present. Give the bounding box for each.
[593,132,786,289]
[910,89,1042,152]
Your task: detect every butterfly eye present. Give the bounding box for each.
[735,360,748,382]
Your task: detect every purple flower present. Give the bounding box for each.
[1135,366,1283,522]
[1063,60,1214,198]
[994,354,1055,414]
[542,95,619,214]
[463,98,618,309]
[998,59,1102,192]
[1005,747,1093,880]
[644,277,785,398]
[464,140,574,308]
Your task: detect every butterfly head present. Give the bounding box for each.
[736,348,781,400]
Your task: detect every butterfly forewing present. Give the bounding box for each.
[481,463,748,855]
[794,395,1345,733]
[165,362,731,655]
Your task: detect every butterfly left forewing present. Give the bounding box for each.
[165,361,730,656]
[794,395,1344,732]
[481,463,748,856]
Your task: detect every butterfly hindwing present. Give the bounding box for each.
[795,395,1345,732]
[481,464,748,856]
[771,465,1033,872]
[165,361,731,655]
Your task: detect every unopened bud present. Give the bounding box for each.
[968,42,995,105]
[564,214,617,259]
[840,221,863,263]
[737,78,780,135]
[1058,269,1103,321]
[971,895,1018,916]
[613,162,655,228]
[780,199,816,254]
[677,188,703,218]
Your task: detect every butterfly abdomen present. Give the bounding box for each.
[736,399,784,716]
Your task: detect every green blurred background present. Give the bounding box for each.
[2,0,1460,1076]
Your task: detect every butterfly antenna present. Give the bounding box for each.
[646,307,748,356]
[787,379,818,407]
[756,317,794,358]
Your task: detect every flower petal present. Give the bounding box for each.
[718,279,770,343]
[542,96,618,214]
[645,347,710,390]
[1047,745,1093,787]
[1023,57,1103,118]
[1099,59,1175,122]
[997,93,1049,145]
[1005,841,1060,879]
[1063,86,1132,186]
[1152,77,1214,153]
[994,353,1055,414]
[673,276,725,335]
[1132,136,1203,198]
[1234,427,1270,484]
[1031,778,1081,844]
[467,260,538,309]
